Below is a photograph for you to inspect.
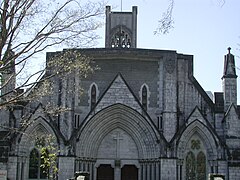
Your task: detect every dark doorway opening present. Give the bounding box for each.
[97,164,114,180]
[121,165,138,180]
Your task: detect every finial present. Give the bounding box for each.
[228,47,231,54]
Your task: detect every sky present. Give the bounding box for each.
[94,0,240,104]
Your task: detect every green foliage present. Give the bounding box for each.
[36,134,58,180]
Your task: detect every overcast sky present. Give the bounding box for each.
[95,0,240,103]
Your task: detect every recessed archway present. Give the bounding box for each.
[77,104,162,159]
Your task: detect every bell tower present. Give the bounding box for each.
[105,6,137,48]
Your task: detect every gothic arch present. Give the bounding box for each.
[110,25,133,48]
[16,116,60,180]
[176,119,219,160]
[139,83,150,111]
[88,82,99,110]
[18,116,59,156]
[176,120,221,180]
[77,104,163,159]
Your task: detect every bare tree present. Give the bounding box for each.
[0,0,105,107]
[154,0,174,35]
[154,0,225,35]
[0,1,104,178]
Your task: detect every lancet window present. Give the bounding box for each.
[141,85,148,111]
[29,148,48,179]
[90,84,97,110]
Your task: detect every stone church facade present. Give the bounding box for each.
[0,6,240,180]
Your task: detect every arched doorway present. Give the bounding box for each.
[97,164,114,180]
[77,104,162,180]
[121,165,138,180]
[176,120,220,180]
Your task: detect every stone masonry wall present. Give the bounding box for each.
[58,156,75,180]
[161,158,177,180]
[229,166,240,180]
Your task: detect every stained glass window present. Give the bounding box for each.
[186,151,196,180]
[185,141,206,180]
[197,151,206,180]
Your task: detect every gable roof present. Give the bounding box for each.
[223,103,239,123]
[170,106,227,148]
[17,103,67,144]
[72,73,168,144]
[93,73,143,114]
[186,106,208,126]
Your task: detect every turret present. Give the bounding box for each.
[222,47,238,110]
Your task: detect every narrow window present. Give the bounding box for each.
[186,151,195,180]
[196,152,206,180]
[29,148,49,179]
[91,85,97,110]
[74,114,81,128]
[157,115,163,131]
[29,149,39,179]
[74,114,77,128]
[142,85,148,111]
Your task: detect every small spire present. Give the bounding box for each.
[228,47,231,54]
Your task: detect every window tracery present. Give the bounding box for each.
[185,139,206,180]
[111,28,131,48]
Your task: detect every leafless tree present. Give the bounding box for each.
[0,1,105,177]
[0,0,105,107]
[154,0,225,35]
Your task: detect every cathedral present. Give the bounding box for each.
[1,5,240,180]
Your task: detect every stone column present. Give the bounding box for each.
[141,162,146,180]
[177,159,183,180]
[7,156,18,180]
[94,165,97,180]
[155,161,160,180]
[151,162,155,179]
[89,161,94,180]
[114,160,121,180]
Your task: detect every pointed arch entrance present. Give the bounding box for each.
[17,117,59,180]
[176,120,220,180]
[77,104,162,180]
